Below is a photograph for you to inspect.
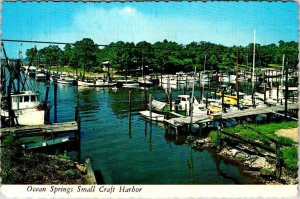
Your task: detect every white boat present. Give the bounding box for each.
[35,71,47,81]
[175,95,208,116]
[1,91,47,125]
[78,79,116,87]
[139,110,165,122]
[57,76,75,84]
[23,66,37,77]
[123,83,140,88]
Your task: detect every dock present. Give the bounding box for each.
[165,103,298,129]
[0,121,78,138]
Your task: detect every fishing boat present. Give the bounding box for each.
[1,90,49,125]
[139,110,165,122]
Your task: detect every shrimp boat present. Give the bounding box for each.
[1,90,49,126]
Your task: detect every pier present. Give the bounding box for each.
[165,103,299,130]
[0,121,78,139]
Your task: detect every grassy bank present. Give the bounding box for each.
[209,121,298,174]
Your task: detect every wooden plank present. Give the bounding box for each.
[0,121,78,138]
[164,103,298,127]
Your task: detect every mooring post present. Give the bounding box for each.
[214,89,217,99]
[275,143,283,180]
[128,91,132,137]
[169,90,173,112]
[284,62,288,121]
[160,73,163,88]
[149,93,152,123]
[222,88,225,113]
[216,126,222,151]
[185,104,188,116]
[44,86,50,123]
[263,83,266,104]
[129,91,132,119]
[54,83,58,123]
[185,75,188,91]
[205,91,208,109]
[277,84,279,102]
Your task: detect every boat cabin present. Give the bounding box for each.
[11,91,41,110]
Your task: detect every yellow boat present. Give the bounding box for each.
[208,105,222,113]
[223,97,237,105]
[212,92,238,99]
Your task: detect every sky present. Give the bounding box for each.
[1,1,298,58]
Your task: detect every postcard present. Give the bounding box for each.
[0,1,298,198]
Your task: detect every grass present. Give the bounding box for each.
[210,130,218,146]
[224,121,298,146]
[209,121,298,175]
[281,146,298,173]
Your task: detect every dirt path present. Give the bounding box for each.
[275,128,298,143]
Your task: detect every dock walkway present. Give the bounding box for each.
[165,103,298,128]
[0,121,78,138]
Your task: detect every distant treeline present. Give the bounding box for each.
[25,38,298,74]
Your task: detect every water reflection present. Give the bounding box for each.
[30,81,258,184]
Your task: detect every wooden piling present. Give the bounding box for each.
[54,83,58,123]
[284,61,288,121]
[275,143,283,180]
[149,94,152,124]
[221,89,225,113]
[128,91,132,119]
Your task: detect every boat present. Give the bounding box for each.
[1,90,49,125]
[23,65,37,77]
[123,82,140,88]
[22,136,70,150]
[35,70,47,82]
[139,110,165,122]
[78,79,116,87]
[57,76,76,85]
[138,79,153,87]
[174,95,208,116]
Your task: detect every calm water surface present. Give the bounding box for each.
[33,80,256,184]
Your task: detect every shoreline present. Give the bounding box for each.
[185,135,298,185]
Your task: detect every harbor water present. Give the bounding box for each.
[33,80,258,184]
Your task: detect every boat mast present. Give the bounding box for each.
[201,55,206,102]
[189,65,197,133]
[280,54,285,100]
[252,30,256,106]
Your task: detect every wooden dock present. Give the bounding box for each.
[165,103,298,128]
[0,121,78,138]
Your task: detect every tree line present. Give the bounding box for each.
[25,38,298,74]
